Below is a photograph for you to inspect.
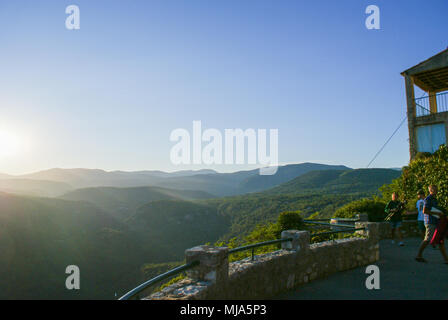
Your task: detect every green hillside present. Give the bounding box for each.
[0,192,149,300]
[0,165,401,299]
[128,200,230,260]
[59,186,215,221]
[0,193,228,299]
[266,168,401,195]
[238,163,350,192]
[205,193,361,240]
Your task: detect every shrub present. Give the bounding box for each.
[380,144,448,209]
[334,198,387,222]
[277,211,304,231]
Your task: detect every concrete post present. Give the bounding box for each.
[356,213,369,222]
[281,230,310,253]
[185,245,229,284]
[355,222,380,243]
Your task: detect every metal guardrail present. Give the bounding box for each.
[415,91,448,117]
[303,220,357,229]
[228,237,293,261]
[304,218,360,222]
[333,218,361,222]
[118,224,366,300]
[118,260,200,300]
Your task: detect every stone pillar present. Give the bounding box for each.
[281,230,310,253]
[404,75,418,159]
[355,222,380,243]
[185,245,229,284]
[356,222,380,263]
[356,213,369,222]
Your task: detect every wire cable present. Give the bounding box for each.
[366,115,408,168]
[365,92,428,168]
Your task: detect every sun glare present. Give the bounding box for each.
[0,129,22,157]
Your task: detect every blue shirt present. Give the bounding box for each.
[416,199,425,221]
[423,194,440,225]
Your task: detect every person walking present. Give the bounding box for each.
[415,185,448,264]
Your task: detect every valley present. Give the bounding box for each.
[0,163,400,299]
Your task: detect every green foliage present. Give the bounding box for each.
[334,197,387,222]
[141,261,186,293]
[278,211,304,231]
[310,229,366,243]
[381,144,448,209]
[207,193,362,240]
[157,274,185,291]
[245,222,282,243]
[306,212,321,219]
[215,211,305,262]
[415,152,433,160]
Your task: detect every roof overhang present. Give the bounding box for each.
[401,49,448,92]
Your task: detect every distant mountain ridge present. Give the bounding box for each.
[0,163,352,197]
[155,163,351,196]
[266,168,401,195]
[238,163,350,192]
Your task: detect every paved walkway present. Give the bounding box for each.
[277,238,448,300]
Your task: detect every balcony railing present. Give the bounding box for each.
[415,91,448,117]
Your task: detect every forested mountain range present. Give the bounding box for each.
[0,163,350,197]
[0,164,401,299]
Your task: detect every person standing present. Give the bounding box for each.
[385,192,405,246]
[415,185,448,264]
[416,190,426,238]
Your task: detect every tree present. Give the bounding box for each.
[277,211,304,231]
[380,144,448,209]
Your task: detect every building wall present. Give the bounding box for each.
[414,111,448,155]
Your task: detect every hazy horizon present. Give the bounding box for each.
[0,161,403,177]
[1,0,447,175]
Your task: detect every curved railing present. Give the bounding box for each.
[118,238,295,300]
[118,220,364,300]
[118,261,200,300]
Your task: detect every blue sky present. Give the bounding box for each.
[0,0,447,174]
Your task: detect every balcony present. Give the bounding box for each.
[415,91,448,117]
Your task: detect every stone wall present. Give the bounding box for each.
[147,222,380,300]
[374,220,421,239]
